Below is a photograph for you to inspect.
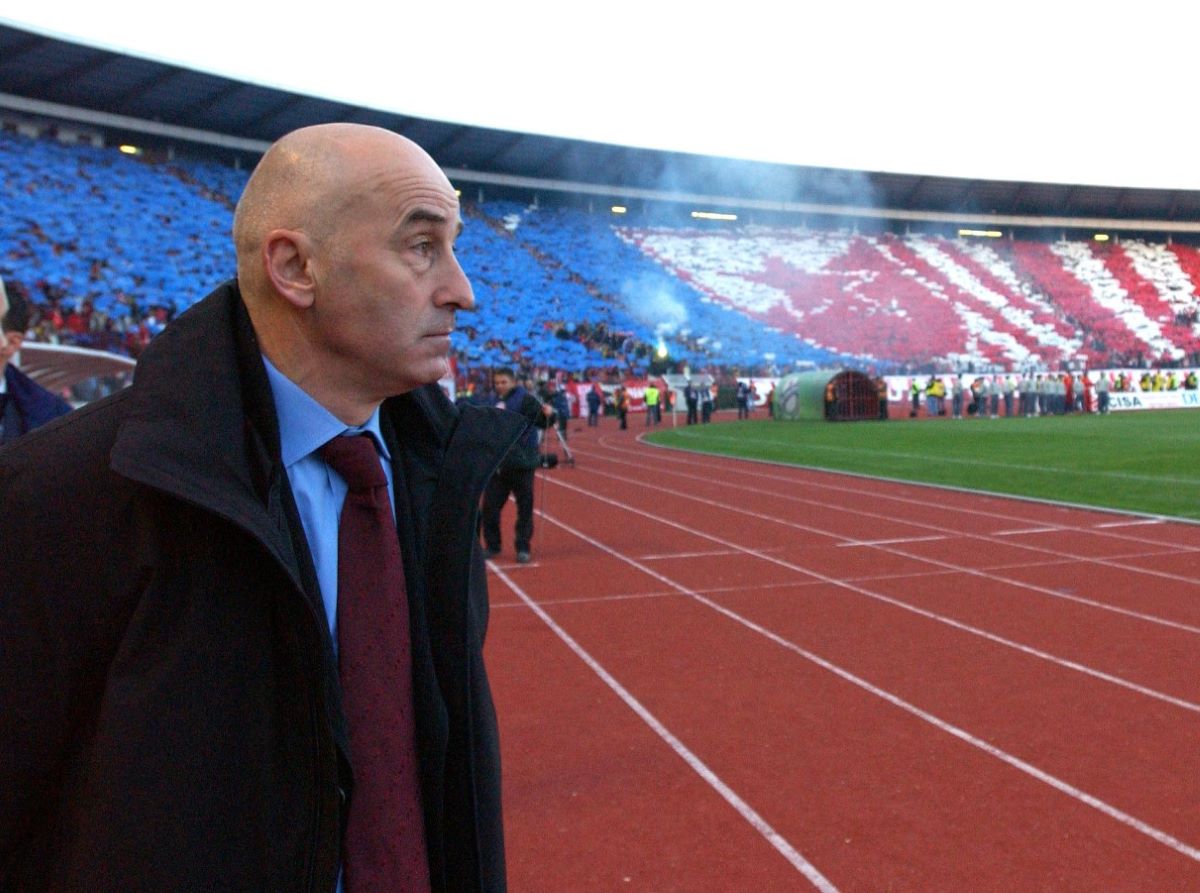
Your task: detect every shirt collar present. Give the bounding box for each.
[261,354,391,468]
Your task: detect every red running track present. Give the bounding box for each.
[482,414,1200,892]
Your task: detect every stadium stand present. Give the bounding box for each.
[1167,244,1200,306]
[474,204,841,369]
[620,225,1200,370]
[449,203,613,371]
[3,131,1200,378]
[0,132,237,354]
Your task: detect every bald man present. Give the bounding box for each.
[0,125,525,892]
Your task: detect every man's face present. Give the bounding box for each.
[306,150,474,403]
[0,332,19,365]
[0,292,14,365]
[494,374,515,398]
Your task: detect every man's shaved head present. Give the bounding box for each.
[233,124,448,301]
[232,123,473,424]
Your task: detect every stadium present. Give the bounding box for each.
[2,8,1199,891]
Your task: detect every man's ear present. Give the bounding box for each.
[262,229,317,311]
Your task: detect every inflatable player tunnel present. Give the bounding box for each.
[774,370,881,421]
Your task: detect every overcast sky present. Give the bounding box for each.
[4,2,1196,190]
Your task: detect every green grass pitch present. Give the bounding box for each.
[646,411,1200,521]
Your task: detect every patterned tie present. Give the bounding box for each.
[320,434,430,893]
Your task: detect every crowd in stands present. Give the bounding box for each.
[624,225,1200,372]
[3,130,1200,386]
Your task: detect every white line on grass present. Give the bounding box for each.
[662,429,1200,487]
[489,562,840,893]
[535,508,1200,866]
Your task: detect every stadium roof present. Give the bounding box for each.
[2,22,1200,232]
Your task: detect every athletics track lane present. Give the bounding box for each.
[485,417,1200,891]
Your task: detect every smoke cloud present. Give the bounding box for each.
[619,274,689,337]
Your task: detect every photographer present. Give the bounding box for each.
[541,379,571,442]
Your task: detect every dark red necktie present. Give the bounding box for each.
[321,434,430,893]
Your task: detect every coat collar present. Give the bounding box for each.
[108,280,526,570]
[108,280,463,507]
[110,281,288,558]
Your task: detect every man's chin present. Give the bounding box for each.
[387,356,452,397]
[419,356,453,385]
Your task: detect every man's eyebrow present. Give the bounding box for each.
[402,208,463,235]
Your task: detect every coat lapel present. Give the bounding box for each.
[108,280,355,769]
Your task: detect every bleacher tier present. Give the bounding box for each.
[3,132,1199,372]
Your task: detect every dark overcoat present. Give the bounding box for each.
[1,362,72,444]
[0,282,525,892]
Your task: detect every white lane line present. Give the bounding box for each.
[640,549,758,560]
[1095,519,1167,529]
[544,476,1200,713]
[560,463,1200,634]
[837,536,948,548]
[490,551,1188,611]
[491,579,814,610]
[986,549,1198,570]
[576,445,1200,588]
[537,508,1200,866]
[993,527,1063,536]
[600,435,1192,550]
[491,589,686,609]
[490,562,840,893]
[604,438,1200,544]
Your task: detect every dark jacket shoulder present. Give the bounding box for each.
[2,362,73,440]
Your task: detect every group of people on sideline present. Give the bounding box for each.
[907,370,1136,418]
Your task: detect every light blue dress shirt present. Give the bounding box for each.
[263,357,400,893]
[261,356,395,653]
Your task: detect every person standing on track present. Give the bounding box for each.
[614,384,630,429]
[644,380,661,427]
[735,379,751,419]
[481,367,552,564]
[684,380,699,425]
[586,382,602,427]
[542,379,570,442]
